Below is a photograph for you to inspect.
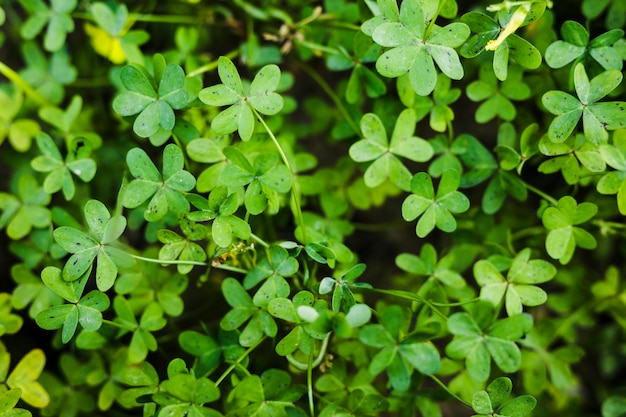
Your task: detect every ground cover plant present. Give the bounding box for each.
[2,0,626,416]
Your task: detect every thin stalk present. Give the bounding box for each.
[211,263,249,274]
[250,233,270,248]
[521,180,559,206]
[187,49,240,78]
[307,347,315,417]
[253,108,308,242]
[429,375,472,408]
[296,61,361,136]
[363,288,448,321]
[424,0,446,39]
[101,319,133,330]
[431,298,480,307]
[72,11,202,25]
[0,61,50,107]
[129,253,207,266]
[286,334,330,370]
[510,226,546,241]
[215,336,266,386]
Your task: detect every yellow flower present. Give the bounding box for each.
[84,23,126,64]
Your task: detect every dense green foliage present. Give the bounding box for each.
[1,0,626,416]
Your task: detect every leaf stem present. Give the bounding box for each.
[215,336,266,386]
[250,233,270,248]
[101,319,132,330]
[128,253,207,266]
[286,334,330,370]
[187,49,240,78]
[521,180,559,206]
[253,108,308,243]
[72,11,203,25]
[431,298,480,307]
[362,288,448,321]
[0,60,51,107]
[429,375,472,408]
[424,0,446,39]
[296,61,361,137]
[211,263,249,274]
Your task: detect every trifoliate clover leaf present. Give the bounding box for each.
[31,132,96,201]
[541,196,597,264]
[53,199,134,291]
[318,263,372,314]
[199,56,283,141]
[542,63,626,144]
[3,348,50,408]
[19,0,77,52]
[0,88,40,152]
[187,187,251,248]
[358,305,440,392]
[460,8,542,81]
[113,297,167,364]
[187,135,232,192]
[402,170,469,237]
[0,172,51,240]
[36,266,109,343]
[112,57,189,143]
[539,133,606,185]
[466,64,531,123]
[545,20,624,70]
[598,129,626,214]
[121,144,196,222]
[349,109,433,191]
[157,216,207,275]
[582,0,626,30]
[446,302,533,382]
[220,277,277,347]
[471,377,536,417]
[38,95,103,149]
[268,291,316,357]
[368,0,469,96]
[474,248,557,316]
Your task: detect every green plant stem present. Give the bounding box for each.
[510,226,546,241]
[215,336,266,386]
[296,61,361,136]
[0,61,50,107]
[362,288,448,321]
[250,233,270,248]
[286,334,330,370]
[424,0,446,39]
[72,11,202,24]
[187,49,240,78]
[101,319,132,330]
[211,263,249,274]
[431,298,480,307]
[307,347,315,417]
[549,299,599,345]
[522,181,558,206]
[429,375,472,408]
[253,108,308,243]
[128,253,207,266]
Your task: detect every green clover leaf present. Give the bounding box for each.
[460,9,542,81]
[582,0,626,30]
[598,129,626,214]
[31,132,96,200]
[0,294,23,337]
[539,133,606,185]
[178,330,221,377]
[113,296,167,364]
[219,147,292,215]
[402,170,470,237]
[19,42,77,105]
[0,172,51,240]
[53,199,134,290]
[542,63,626,144]
[466,64,531,123]
[349,109,433,191]
[226,369,305,417]
[157,224,207,276]
[545,20,624,71]
[11,264,62,319]
[0,388,32,417]
[112,56,189,143]
[154,359,222,417]
[19,0,77,52]
[446,302,533,382]
[36,266,109,344]
[121,144,196,222]
[38,95,103,149]
[199,56,283,141]
[471,377,536,417]
[494,122,539,174]
[187,135,232,192]
[220,277,278,347]
[358,305,441,392]
[0,88,40,152]
[187,186,251,248]
[474,248,557,316]
[268,291,316,357]
[368,0,470,95]
[318,263,372,314]
[519,320,585,395]
[541,196,597,264]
